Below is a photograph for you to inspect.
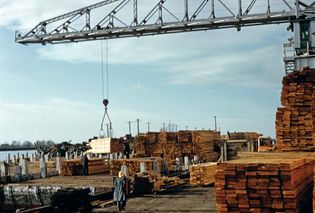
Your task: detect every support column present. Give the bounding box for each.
[184,156,190,172]
[140,162,147,173]
[39,153,47,178]
[20,159,28,175]
[0,162,8,177]
[56,156,61,175]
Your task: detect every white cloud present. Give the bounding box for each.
[0,98,161,143]
[0,0,290,87]
[36,25,288,87]
[0,0,100,30]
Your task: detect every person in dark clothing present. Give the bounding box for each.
[123,143,130,159]
[114,171,127,211]
[81,153,89,176]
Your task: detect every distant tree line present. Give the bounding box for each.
[0,140,55,151]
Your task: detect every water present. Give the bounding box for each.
[0,150,37,161]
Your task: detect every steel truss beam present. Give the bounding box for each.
[15,0,315,44]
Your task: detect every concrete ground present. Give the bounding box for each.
[93,184,217,213]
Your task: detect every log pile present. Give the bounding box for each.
[215,158,314,213]
[61,158,109,176]
[110,157,163,176]
[276,68,315,151]
[189,162,217,186]
[135,130,220,162]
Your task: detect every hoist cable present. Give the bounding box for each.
[106,39,109,100]
[101,41,105,100]
[99,39,112,138]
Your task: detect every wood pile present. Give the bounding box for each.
[61,158,109,176]
[227,131,262,141]
[133,173,187,194]
[189,162,217,186]
[7,161,57,176]
[135,130,220,162]
[215,158,314,213]
[109,138,124,153]
[110,157,163,176]
[313,166,315,212]
[238,151,315,160]
[276,68,315,151]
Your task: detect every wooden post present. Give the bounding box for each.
[153,160,160,174]
[140,162,147,173]
[184,156,190,171]
[56,156,61,175]
[20,159,28,175]
[0,162,8,177]
[65,151,69,160]
[39,153,47,178]
[223,142,227,161]
[7,154,11,164]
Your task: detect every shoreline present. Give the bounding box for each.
[0,147,36,151]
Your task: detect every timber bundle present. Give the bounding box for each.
[110,157,163,176]
[227,132,262,141]
[276,68,315,151]
[135,130,220,162]
[61,158,109,176]
[215,158,314,213]
[189,162,217,186]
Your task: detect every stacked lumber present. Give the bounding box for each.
[276,68,315,151]
[227,131,262,141]
[110,157,163,176]
[133,173,187,194]
[135,130,220,162]
[238,151,315,160]
[313,166,315,212]
[61,159,83,176]
[192,131,221,162]
[61,158,109,176]
[87,138,124,153]
[88,158,109,174]
[215,158,314,213]
[134,132,160,157]
[189,162,217,186]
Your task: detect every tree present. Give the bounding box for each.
[10,140,21,147]
[0,143,10,148]
[22,141,33,147]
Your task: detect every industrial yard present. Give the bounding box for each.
[2,0,315,213]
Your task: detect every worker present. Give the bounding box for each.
[123,142,130,159]
[81,153,89,176]
[114,171,127,211]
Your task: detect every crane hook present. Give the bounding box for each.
[103,99,109,107]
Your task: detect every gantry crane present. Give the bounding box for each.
[15,0,315,72]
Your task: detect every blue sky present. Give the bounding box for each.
[0,0,292,143]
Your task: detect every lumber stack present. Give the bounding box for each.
[215,158,314,213]
[134,132,160,157]
[189,162,217,186]
[192,131,221,162]
[61,158,109,176]
[110,157,163,176]
[276,68,315,151]
[135,130,220,163]
[227,131,262,141]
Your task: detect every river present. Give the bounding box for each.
[0,150,37,161]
